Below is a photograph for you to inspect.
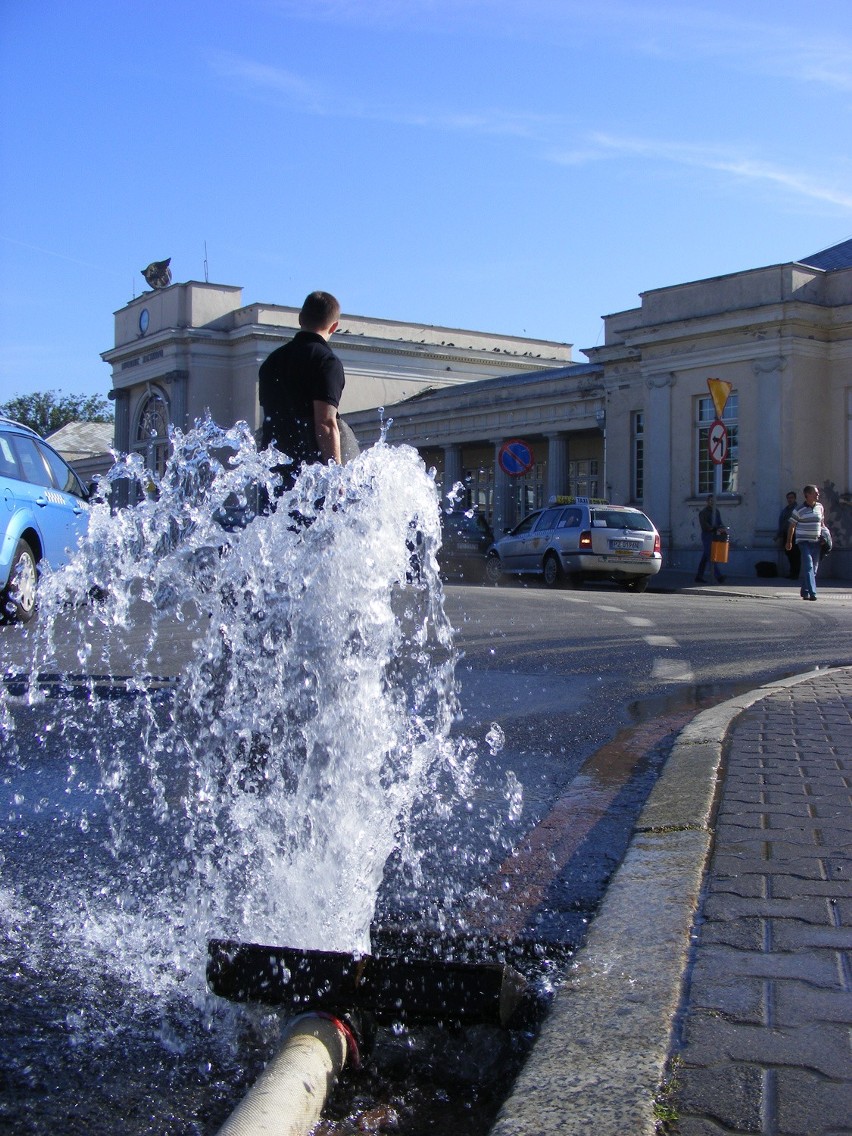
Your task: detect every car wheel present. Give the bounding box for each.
[485,553,503,584]
[543,552,563,588]
[626,576,649,593]
[2,540,38,623]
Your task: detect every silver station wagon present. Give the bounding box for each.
[485,497,662,592]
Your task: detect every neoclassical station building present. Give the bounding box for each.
[99,239,852,578]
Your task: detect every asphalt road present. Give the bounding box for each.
[375,577,852,944]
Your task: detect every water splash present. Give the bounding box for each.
[1,417,472,1016]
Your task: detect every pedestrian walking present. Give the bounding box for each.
[785,484,824,600]
[776,490,800,579]
[695,495,726,583]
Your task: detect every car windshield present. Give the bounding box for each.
[591,509,654,532]
[510,513,541,536]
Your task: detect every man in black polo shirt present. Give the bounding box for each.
[258,291,345,489]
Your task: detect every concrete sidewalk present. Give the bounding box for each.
[489,666,852,1136]
[650,563,852,601]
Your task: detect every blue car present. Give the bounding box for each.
[0,417,91,622]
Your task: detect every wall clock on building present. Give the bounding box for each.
[139,308,150,335]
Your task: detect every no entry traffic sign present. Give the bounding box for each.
[498,439,535,477]
[708,419,728,465]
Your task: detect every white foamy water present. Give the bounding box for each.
[1,418,475,1011]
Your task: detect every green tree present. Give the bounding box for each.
[0,390,113,438]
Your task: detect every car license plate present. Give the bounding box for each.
[610,539,641,552]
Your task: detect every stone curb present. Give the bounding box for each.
[488,667,834,1136]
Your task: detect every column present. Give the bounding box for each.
[492,440,511,534]
[753,357,785,544]
[644,372,674,548]
[108,388,131,508]
[442,444,464,502]
[546,433,569,500]
[111,388,131,454]
[165,370,189,433]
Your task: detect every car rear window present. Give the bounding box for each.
[591,509,654,532]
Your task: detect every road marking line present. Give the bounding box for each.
[651,659,694,681]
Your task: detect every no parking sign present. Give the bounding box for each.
[498,438,535,477]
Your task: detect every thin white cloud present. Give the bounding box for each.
[207,48,557,140]
[633,7,852,94]
[257,0,852,94]
[551,133,852,212]
[378,107,556,140]
[0,234,131,280]
[207,50,324,109]
[207,46,852,213]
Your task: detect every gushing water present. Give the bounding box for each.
[1,417,478,1044]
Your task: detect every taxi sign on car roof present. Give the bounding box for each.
[549,495,609,505]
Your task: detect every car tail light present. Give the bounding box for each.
[654,533,661,554]
[579,530,592,549]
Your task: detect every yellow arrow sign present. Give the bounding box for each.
[707,377,732,419]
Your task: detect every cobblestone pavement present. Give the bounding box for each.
[670,669,852,1136]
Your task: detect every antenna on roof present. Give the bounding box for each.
[204,241,209,283]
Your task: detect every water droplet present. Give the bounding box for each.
[486,723,505,754]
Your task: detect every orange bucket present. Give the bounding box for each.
[711,531,729,564]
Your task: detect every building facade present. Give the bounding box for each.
[345,362,607,538]
[347,240,852,579]
[100,282,573,481]
[95,241,852,579]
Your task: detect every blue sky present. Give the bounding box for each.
[1,0,851,402]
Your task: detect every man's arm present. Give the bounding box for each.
[313,400,341,464]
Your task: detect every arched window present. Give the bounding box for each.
[135,390,170,479]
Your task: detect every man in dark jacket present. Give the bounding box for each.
[259,291,345,488]
[776,491,800,579]
[695,494,725,584]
